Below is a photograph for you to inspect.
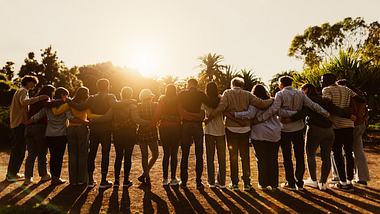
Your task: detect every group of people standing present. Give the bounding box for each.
[5,73,370,192]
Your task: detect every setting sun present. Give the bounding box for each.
[129,49,159,77]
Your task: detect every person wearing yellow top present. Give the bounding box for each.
[52,86,97,185]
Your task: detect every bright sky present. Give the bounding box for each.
[1,0,379,83]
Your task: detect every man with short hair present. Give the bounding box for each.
[212,77,273,191]
[178,78,209,189]
[321,73,357,191]
[69,78,116,188]
[256,76,330,190]
[7,75,49,182]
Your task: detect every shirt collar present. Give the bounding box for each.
[232,86,242,90]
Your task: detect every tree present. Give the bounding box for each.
[288,17,379,67]
[0,61,15,81]
[198,53,225,82]
[237,69,262,92]
[220,65,238,92]
[19,46,83,95]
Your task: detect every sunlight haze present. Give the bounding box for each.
[1,0,379,82]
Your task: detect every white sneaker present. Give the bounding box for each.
[329,177,340,184]
[41,173,52,182]
[215,183,226,189]
[208,183,216,188]
[6,173,25,182]
[304,178,318,188]
[162,179,170,186]
[170,179,180,186]
[318,182,327,191]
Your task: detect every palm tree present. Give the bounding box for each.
[220,64,238,91]
[198,53,225,82]
[160,75,179,85]
[237,69,263,91]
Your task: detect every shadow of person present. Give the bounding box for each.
[141,185,169,213]
[120,186,131,214]
[171,186,193,212]
[22,184,57,207]
[221,188,259,213]
[262,189,323,213]
[7,183,40,205]
[70,187,92,213]
[211,188,243,213]
[198,188,228,213]
[326,189,380,213]
[182,187,206,213]
[89,188,105,214]
[47,184,87,213]
[163,185,181,212]
[236,189,282,213]
[107,186,120,213]
[0,180,11,195]
[0,183,27,204]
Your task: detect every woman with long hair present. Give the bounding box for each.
[203,82,226,188]
[24,85,56,184]
[235,84,286,190]
[153,84,182,186]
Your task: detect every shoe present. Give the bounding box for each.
[51,178,66,185]
[281,182,296,191]
[41,173,52,182]
[123,181,133,188]
[318,182,327,191]
[304,178,318,188]
[114,179,120,187]
[215,182,226,189]
[208,183,216,188]
[329,177,340,184]
[138,174,145,183]
[88,181,97,188]
[229,183,239,191]
[169,179,180,186]
[196,182,204,189]
[179,181,187,189]
[99,180,113,189]
[24,178,35,185]
[244,184,252,191]
[163,179,170,186]
[354,180,368,186]
[6,173,25,182]
[332,183,354,192]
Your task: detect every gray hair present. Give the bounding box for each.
[231,77,245,88]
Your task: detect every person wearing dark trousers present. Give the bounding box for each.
[28,87,86,185]
[234,84,292,190]
[284,83,353,191]
[153,84,182,186]
[256,76,329,191]
[92,86,149,188]
[7,75,49,182]
[211,78,274,191]
[178,78,210,189]
[203,82,226,189]
[321,74,358,191]
[24,85,57,185]
[68,78,116,189]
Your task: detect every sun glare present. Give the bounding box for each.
[130,49,158,77]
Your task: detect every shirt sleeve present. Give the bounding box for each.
[51,103,70,115]
[256,93,282,122]
[131,104,150,125]
[65,110,75,120]
[303,93,330,117]
[322,87,332,100]
[19,89,40,106]
[234,105,257,119]
[31,108,47,122]
[213,91,228,113]
[249,93,273,109]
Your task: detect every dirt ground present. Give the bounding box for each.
[0,141,380,214]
